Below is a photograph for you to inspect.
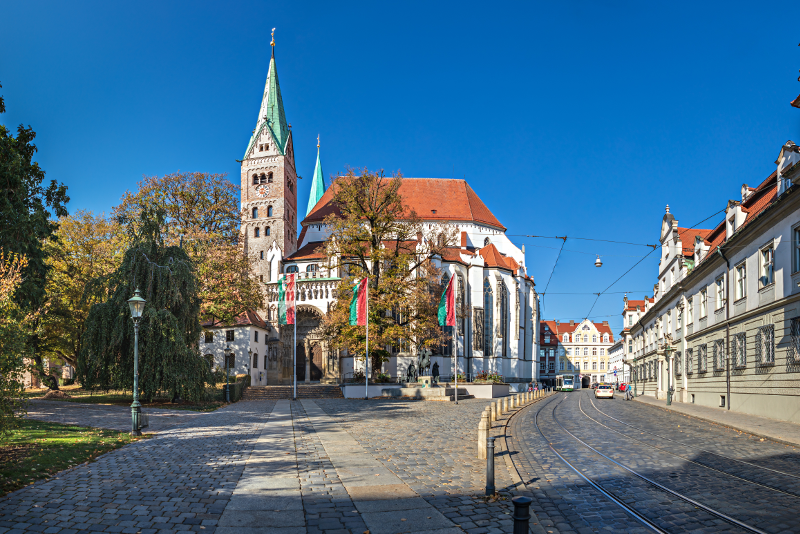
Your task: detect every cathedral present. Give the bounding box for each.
[233,40,540,388]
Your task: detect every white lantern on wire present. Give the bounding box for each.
[595,255,603,268]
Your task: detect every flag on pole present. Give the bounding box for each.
[278,273,296,325]
[438,276,455,327]
[349,278,368,326]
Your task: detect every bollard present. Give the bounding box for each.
[478,409,490,459]
[511,394,517,409]
[490,400,497,422]
[512,496,532,534]
[515,394,520,408]
[503,397,509,412]
[495,399,502,418]
[485,436,496,496]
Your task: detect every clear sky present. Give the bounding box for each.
[2,1,798,335]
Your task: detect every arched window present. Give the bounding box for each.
[268,172,273,183]
[254,227,260,238]
[286,265,298,273]
[592,347,597,356]
[204,354,214,369]
[583,347,588,356]
[253,353,258,368]
[600,348,605,356]
[484,237,491,246]
[500,283,508,357]
[441,272,450,290]
[267,206,273,217]
[260,251,264,260]
[563,334,568,342]
[252,207,258,219]
[252,174,258,185]
[603,334,609,342]
[266,226,271,236]
[306,264,318,272]
[260,174,267,184]
[483,278,493,356]
[263,354,268,369]
[288,180,294,193]
[583,334,588,343]
[456,275,465,334]
[592,335,597,343]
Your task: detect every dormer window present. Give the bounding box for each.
[728,217,736,235]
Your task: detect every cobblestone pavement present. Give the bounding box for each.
[314,398,532,534]
[507,390,800,534]
[24,400,205,433]
[0,400,275,534]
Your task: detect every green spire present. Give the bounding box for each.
[244,46,289,159]
[306,138,325,216]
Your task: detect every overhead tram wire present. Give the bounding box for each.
[582,207,727,320]
[540,237,567,314]
[508,234,658,249]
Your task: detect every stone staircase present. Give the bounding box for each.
[242,384,344,400]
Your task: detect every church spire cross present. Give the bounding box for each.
[243,31,289,159]
[307,138,326,217]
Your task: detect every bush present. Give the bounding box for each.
[62,378,75,386]
[375,373,392,383]
[475,371,503,383]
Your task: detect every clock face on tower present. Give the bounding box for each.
[256,185,270,198]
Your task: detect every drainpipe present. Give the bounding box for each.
[717,247,731,410]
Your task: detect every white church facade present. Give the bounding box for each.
[225,41,540,388]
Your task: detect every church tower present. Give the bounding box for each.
[241,30,298,284]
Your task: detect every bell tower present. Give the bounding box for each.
[241,29,298,284]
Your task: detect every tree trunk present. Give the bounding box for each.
[32,354,59,390]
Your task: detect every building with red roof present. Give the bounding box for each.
[231,41,540,388]
[623,139,800,424]
[538,320,614,387]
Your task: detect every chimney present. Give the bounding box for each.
[602,321,608,326]
[570,320,574,327]
[460,231,467,250]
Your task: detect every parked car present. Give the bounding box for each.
[595,384,614,399]
[618,383,627,392]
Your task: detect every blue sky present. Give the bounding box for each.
[2,1,798,334]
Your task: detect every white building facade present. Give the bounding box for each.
[626,141,800,423]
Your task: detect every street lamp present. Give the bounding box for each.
[224,343,232,402]
[664,334,675,405]
[127,288,146,436]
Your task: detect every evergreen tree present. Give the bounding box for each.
[78,210,211,401]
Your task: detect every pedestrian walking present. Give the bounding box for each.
[624,385,633,400]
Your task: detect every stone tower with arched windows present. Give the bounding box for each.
[240,42,299,285]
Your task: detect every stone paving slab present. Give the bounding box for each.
[633,394,800,447]
[24,399,205,433]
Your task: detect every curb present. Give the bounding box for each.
[634,398,800,449]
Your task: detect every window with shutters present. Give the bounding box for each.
[790,318,800,365]
[226,330,234,342]
[755,324,775,366]
[734,333,746,368]
[713,339,725,370]
[686,349,693,374]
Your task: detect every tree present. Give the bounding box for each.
[321,169,458,378]
[77,210,212,401]
[0,82,70,310]
[39,211,127,371]
[114,172,262,324]
[0,252,31,433]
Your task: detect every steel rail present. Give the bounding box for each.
[589,397,800,482]
[575,395,800,501]
[532,395,666,533]
[549,396,768,534]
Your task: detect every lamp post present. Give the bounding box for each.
[664,334,674,406]
[224,343,232,402]
[127,288,146,436]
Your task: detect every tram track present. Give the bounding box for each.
[575,395,800,500]
[529,393,768,534]
[588,396,800,482]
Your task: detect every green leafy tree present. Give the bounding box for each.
[114,171,262,325]
[77,210,211,401]
[0,81,70,389]
[39,211,127,371]
[0,252,30,432]
[321,169,457,378]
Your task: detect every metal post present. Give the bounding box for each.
[293,316,297,401]
[485,436,495,496]
[365,279,369,400]
[131,319,141,436]
[453,334,458,404]
[512,496,532,534]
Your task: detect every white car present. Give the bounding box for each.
[594,384,614,399]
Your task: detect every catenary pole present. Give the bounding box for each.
[365,278,369,400]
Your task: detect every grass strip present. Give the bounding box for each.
[0,419,146,497]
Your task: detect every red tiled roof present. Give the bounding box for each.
[202,310,268,329]
[624,299,646,312]
[285,241,326,261]
[303,178,506,230]
[676,228,712,256]
[539,320,614,342]
[478,243,518,273]
[296,226,307,247]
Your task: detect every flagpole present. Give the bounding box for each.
[454,329,458,405]
[365,278,369,401]
[293,314,297,401]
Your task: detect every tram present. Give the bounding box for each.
[555,375,575,392]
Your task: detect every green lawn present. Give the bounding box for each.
[24,385,226,412]
[0,419,145,496]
